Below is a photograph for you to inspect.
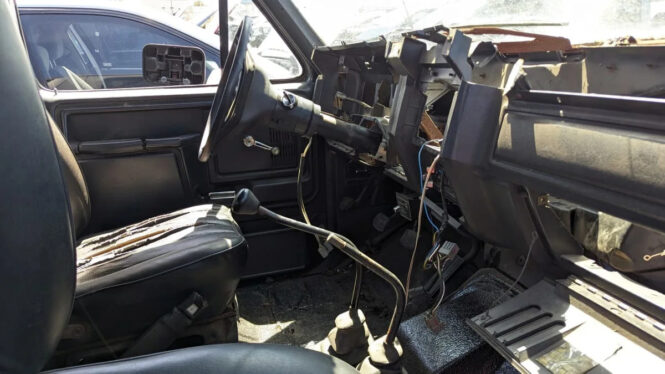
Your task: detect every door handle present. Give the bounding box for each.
[243,135,280,156]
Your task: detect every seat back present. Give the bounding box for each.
[49,115,91,236]
[0,2,77,372]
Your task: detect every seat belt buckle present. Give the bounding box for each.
[122,292,209,358]
[177,292,208,320]
[209,191,236,206]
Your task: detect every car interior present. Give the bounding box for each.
[23,20,101,90]
[2,0,665,373]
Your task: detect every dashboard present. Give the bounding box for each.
[307,27,487,218]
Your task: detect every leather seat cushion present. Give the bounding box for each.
[65,205,247,348]
[45,344,359,374]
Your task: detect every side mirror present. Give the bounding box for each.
[142,44,206,85]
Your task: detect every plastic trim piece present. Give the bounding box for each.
[493,89,665,234]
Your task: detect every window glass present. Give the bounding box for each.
[20,13,220,90]
[20,1,302,91]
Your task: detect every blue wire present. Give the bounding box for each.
[418,141,439,230]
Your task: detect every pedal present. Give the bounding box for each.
[372,210,405,234]
[372,212,391,232]
[400,229,417,249]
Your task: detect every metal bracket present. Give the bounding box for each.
[243,135,280,155]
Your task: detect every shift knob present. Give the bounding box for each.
[232,188,261,215]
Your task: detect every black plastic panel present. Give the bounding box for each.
[440,82,529,249]
[494,90,665,233]
[497,112,665,200]
[48,99,211,233]
[211,127,298,179]
[399,269,513,374]
[241,228,309,278]
[251,175,313,205]
[64,107,207,141]
[77,139,144,154]
[143,44,206,85]
[469,278,665,371]
[442,81,665,253]
[78,152,189,234]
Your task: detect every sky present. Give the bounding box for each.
[133,0,665,44]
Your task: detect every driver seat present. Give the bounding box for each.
[21,17,248,372]
[45,111,248,363]
[0,2,357,373]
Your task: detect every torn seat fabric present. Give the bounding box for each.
[58,204,247,358]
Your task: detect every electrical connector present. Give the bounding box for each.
[439,241,459,258]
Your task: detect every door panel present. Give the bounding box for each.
[64,107,208,140]
[46,90,213,234]
[78,152,189,234]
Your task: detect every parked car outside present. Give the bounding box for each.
[17,0,298,90]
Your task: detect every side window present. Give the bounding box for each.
[20,13,220,90]
[199,1,302,81]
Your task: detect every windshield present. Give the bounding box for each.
[293,0,665,45]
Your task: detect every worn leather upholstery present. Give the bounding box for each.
[20,3,248,363]
[76,205,244,296]
[46,344,359,374]
[49,116,91,237]
[35,60,248,359]
[44,109,249,356]
[62,204,247,354]
[0,3,76,372]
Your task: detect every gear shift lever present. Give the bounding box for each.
[232,189,406,372]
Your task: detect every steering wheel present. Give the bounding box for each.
[198,16,253,162]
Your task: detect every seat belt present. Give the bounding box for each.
[122,292,208,358]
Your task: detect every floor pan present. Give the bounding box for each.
[236,268,395,347]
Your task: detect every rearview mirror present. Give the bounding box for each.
[142,44,206,85]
